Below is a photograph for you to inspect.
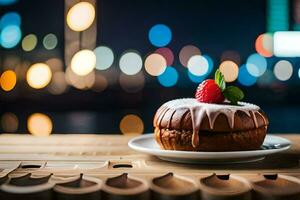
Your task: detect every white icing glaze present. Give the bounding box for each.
[159,98,264,147]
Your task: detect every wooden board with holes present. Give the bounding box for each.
[0,133,299,200]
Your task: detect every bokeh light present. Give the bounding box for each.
[148,24,172,47]
[46,58,64,72]
[179,45,201,67]
[0,12,21,30]
[119,51,142,75]
[246,53,267,77]
[21,34,37,51]
[238,64,257,86]
[158,66,178,87]
[203,55,214,75]
[219,60,239,82]
[0,25,21,48]
[273,60,293,81]
[65,67,95,90]
[1,112,18,132]
[119,72,145,93]
[257,69,274,86]
[255,33,273,57]
[220,50,241,65]
[188,71,207,83]
[0,0,17,5]
[120,114,144,135]
[27,113,52,136]
[26,63,52,89]
[94,46,114,70]
[71,49,96,76]
[145,53,167,76]
[67,2,95,32]
[187,55,209,76]
[298,68,300,79]
[0,70,17,91]
[43,33,58,50]
[155,47,174,66]
[48,72,68,95]
[92,73,108,92]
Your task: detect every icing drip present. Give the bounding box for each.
[158,98,265,147]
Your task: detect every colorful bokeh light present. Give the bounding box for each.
[145,53,167,76]
[219,60,239,82]
[148,24,172,47]
[158,66,178,87]
[179,45,201,67]
[27,113,53,136]
[71,49,96,76]
[119,51,143,75]
[94,46,114,70]
[0,12,21,30]
[187,55,209,76]
[155,47,174,66]
[0,25,21,48]
[66,2,95,32]
[0,70,17,91]
[43,33,58,50]
[255,33,273,57]
[238,64,257,86]
[246,53,267,77]
[273,60,293,81]
[26,63,52,89]
[188,71,207,83]
[22,34,37,52]
[120,114,144,135]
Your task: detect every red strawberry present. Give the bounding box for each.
[195,79,225,103]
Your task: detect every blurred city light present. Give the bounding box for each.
[71,49,96,76]
[219,60,239,82]
[179,45,201,67]
[43,33,58,50]
[238,64,257,86]
[92,73,108,92]
[273,60,293,81]
[26,63,52,89]
[27,113,52,136]
[1,112,18,132]
[255,33,273,57]
[46,58,64,72]
[148,24,172,47]
[119,72,145,93]
[66,1,95,32]
[119,51,142,75]
[0,25,21,48]
[21,34,37,52]
[246,53,267,77]
[94,46,114,70]
[0,70,17,91]
[187,55,209,76]
[145,53,167,76]
[274,31,300,57]
[120,114,144,135]
[65,67,95,90]
[158,66,178,87]
[0,12,21,30]
[48,71,68,95]
[155,47,174,66]
[188,71,207,83]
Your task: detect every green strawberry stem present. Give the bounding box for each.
[214,69,244,105]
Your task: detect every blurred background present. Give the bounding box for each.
[0,0,299,136]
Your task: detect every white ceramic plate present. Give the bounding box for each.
[128,134,291,164]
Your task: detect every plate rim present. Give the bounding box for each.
[128,134,291,157]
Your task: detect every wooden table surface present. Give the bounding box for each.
[0,133,299,174]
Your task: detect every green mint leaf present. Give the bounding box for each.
[223,86,244,105]
[214,69,226,91]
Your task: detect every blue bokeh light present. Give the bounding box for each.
[0,25,22,48]
[188,71,207,83]
[203,54,214,75]
[0,12,21,30]
[0,0,17,5]
[158,66,178,87]
[148,24,172,47]
[298,68,300,79]
[238,64,257,86]
[246,53,267,77]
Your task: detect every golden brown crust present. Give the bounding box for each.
[153,107,269,133]
[155,126,267,151]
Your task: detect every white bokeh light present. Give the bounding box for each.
[94,46,114,70]
[187,55,209,76]
[119,51,143,75]
[273,60,293,81]
[71,49,96,76]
